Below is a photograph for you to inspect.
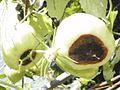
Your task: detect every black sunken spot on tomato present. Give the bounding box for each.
[69,34,108,64]
[19,49,36,66]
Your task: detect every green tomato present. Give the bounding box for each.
[4,66,25,83]
[2,23,46,70]
[53,13,115,78]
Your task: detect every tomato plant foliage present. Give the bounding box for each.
[79,0,108,19]
[0,0,120,89]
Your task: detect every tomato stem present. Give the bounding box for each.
[113,31,120,36]
[106,0,113,19]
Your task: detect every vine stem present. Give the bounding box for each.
[113,31,120,36]
[23,0,30,16]
[0,80,22,90]
[106,0,113,19]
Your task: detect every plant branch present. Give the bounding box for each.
[113,31,120,36]
[42,72,73,90]
[106,0,113,19]
[90,75,120,90]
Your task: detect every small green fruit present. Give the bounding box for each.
[2,23,45,70]
[54,13,115,78]
[4,66,25,83]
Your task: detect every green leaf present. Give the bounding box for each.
[79,0,108,18]
[80,78,95,86]
[103,39,120,81]
[46,0,70,20]
[0,74,6,79]
[107,11,118,31]
[28,13,53,38]
[27,12,54,48]
[111,39,120,68]
[103,37,119,80]
[0,86,6,90]
[63,0,82,18]
[103,62,115,81]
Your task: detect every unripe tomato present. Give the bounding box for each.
[4,66,25,83]
[54,13,115,78]
[2,23,45,70]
